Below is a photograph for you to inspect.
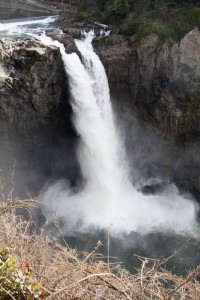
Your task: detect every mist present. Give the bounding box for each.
[0,15,197,237]
[41,31,199,237]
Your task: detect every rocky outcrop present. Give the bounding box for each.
[93,31,200,142]
[0,38,80,196]
[93,35,134,106]
[46,29,81,57]
[62,27,81,39]
[0,38,64,136]
[137,31,200,142]
[93,31,200,197]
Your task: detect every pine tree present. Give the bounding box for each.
[114,0,130,21]
[124,0,129,16]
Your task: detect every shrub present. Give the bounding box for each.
[120,22,139,35]
[188,7,200,28]
[138,22,170,40]
[0,185,200,299]
[0,249,47,299]
[138,22,191,43]
[169,24,192,42]
[74,11,92,22]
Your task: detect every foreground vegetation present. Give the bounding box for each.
[0,190,200,299]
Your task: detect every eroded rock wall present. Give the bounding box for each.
[93,31,200,141]
[0,38,79,196]
[0,38,63,135]
[93,31,200,196]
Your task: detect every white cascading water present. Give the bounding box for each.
[0,16,56,37]
[100,29,111,36]
[40,31,198,235]
[0,18,198,235]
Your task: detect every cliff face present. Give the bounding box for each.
[0,38,79,195]
[93,30,200,142]
[0,38,63,136]
[0,33,199,197]
[93,36,134,107]
[93,31,200,196]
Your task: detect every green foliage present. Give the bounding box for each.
[169,24,192,42]
[97,0,110,11]
[114,0,130,22]
[188,7,200,27]
[137,21,192,42]
[120,22,139,35]
[0,249,47,300]
[138,22,170,40]
[97,0,130,24]
[70,0,198,42]
[74,10,92,22]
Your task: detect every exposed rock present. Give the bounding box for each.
[93,31,200,142]
[0,38,64,135]
[62,27,81,39]
[93,31,200,196]
[94,22,109,29]
[0,38,80,196]
[137,30,200,141]
[93,35,134,105]
[46,28,62,37]
[46,29,81,57]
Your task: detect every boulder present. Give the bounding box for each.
[62,27,81,39]
[0,38,65,135]
[46,29,81,57]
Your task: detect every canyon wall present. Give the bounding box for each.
[93,30,200,142]
[93,31,200,196]
[0,31,199,199]
[0,38,79,196]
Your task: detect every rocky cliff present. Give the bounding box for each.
[93,31,200,142]
[0,31,199,199]
[93,31,200,197]
[0,38,79,195]
[0,38,63,135]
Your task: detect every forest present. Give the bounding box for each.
[65,0,200,41]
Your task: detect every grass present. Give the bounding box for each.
[137,21,193,43]
[74,11,92,22]
[188,7,200,28]
[138,22,170,41]
[0,173,200,299]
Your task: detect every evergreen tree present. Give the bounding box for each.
[124,0,130,15]
[114,0,130,21]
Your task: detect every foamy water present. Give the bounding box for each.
[0,18,198,235]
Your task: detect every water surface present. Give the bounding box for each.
[0,7,50,21]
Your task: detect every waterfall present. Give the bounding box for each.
[75,30,129,188]
[0,18,198,235]
[39,32,197,235]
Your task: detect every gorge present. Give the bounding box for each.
[0,12,200,276]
